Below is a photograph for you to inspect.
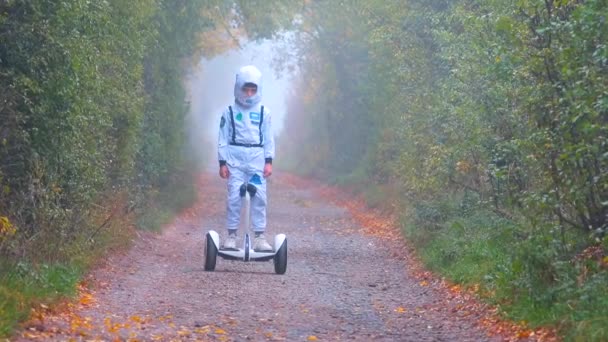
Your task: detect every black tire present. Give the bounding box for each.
[204,233,217,271]
[273,239,287,275]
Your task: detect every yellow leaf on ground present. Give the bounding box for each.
[130,315,143,323]
[517,330,532,338]
[215,328,226,335]
[177,328,191,336]
[394,306,407,313]
[194,326,211,334]
[22,332,39,338]
[79,293,95,306]
[307,336,318,341]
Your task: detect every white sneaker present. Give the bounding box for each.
[223,232,237,250]
[253,233,273,252]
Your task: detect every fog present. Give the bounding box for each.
[185,39,292,169]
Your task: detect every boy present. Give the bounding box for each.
[217,65,275,251]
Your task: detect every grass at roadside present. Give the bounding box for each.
[0,263,82,336]
[401,200,608,342]
[0,172,198,338]
[0,199,133,338]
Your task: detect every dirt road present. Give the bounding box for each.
[16,173,513,341]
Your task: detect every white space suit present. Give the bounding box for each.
[218,66,275,246]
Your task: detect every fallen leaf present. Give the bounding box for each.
[517,330,533,338]
[177,328,191,337]
[79,293,95,306]
[130,315,144,323]
[22,332,39,338]
[394,306,407,313]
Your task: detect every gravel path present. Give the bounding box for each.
[16,173,506,341]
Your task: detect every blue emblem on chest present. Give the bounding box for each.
[249,112,261,124]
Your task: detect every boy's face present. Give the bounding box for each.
[242,84,258,97]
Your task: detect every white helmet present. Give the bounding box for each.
[234,65,262,107]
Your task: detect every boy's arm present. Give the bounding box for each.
[218,109,230,174]
[263,109,275,163]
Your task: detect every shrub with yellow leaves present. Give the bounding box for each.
[0,216,17,241]
[455,160,472,174]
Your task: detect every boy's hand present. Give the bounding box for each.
[219,165,230,179]
[263,163,273,178]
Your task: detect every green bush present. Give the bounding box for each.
[279,0,607,339]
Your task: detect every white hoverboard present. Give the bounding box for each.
[204,182,287,274]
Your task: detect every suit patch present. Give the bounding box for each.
[249,174,262,185]
[236,112,243,121]
[249,112,261,124]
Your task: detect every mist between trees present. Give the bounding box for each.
[0,0,606,340]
